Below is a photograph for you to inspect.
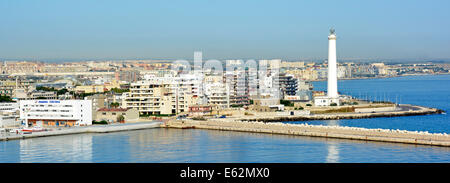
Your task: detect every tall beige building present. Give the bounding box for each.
[123,77,199,115]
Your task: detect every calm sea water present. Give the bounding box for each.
[0,75,449,163]
[305,74,450,134]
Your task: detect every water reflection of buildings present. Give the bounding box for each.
[0,139,20,162]
[324,120,340,163]
[127,129,249,162]
[326,119,340,126]
[127,129,170,162]
[91,133,131,162]
[19,134,93,162]
[325,141,339,163]
[124,128,200,162]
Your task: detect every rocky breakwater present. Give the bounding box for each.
[164,119,450,147]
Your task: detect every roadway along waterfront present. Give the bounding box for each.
[0,122,162,141]
[1,102,443,146]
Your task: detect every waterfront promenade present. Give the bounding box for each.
[1,105,446,147]
[0,122,162,141]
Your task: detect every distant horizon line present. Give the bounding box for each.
[1,57,450,64]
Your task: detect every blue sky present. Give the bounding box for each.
[1,0,450,61]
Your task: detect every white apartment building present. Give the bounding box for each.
[0,114,20,128]
[225,60,252,106]
[29,90,58,99]
[0,102,20,128]
[0,102,19,113]
[204,82,230,109]
[19,100,93,127]
[124,76,199,115]
[203,75,230,109]
[177,74,204,100]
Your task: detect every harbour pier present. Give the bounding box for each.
[164,119,450,147]
[0,122,162,141]
[163,105,449,147]
[242,105,444,122]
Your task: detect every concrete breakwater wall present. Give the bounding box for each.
[242,106,444,122]
[0,122,162,141]
[354,106,396,113]
[165,120,450,147]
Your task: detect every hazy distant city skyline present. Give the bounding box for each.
[1,0,450,61]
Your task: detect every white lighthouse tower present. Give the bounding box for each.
[314,28,340,106]
[327,28,338,98]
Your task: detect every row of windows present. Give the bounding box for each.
[102,113,126,115]
[22,104,74,107]
[0,103,16,106]
[27,114,74,117]
[0,108,16,110]
[25,109,72,112]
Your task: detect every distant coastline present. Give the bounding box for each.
[309,72,450,82]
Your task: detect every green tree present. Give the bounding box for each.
[92,120,108,125]
[110,102,120,108]
[0,95,14,102]
[280,100,294,107]
[117,115,125,123]
[110,88,130,93]
[57,88,68,95]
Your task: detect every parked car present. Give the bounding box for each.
[176,114,187,120]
